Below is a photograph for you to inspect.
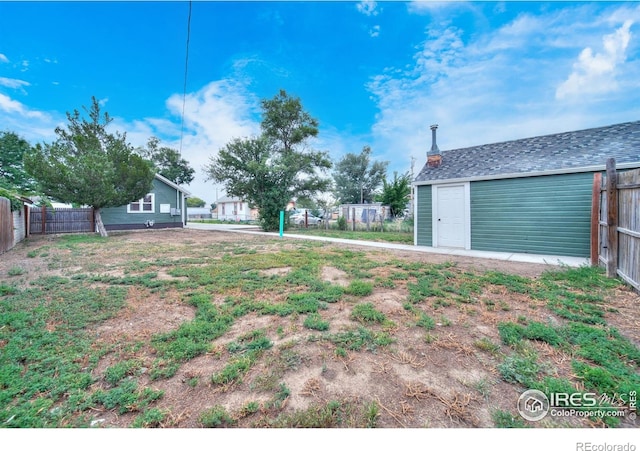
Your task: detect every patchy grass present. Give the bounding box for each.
[0,231,636,429]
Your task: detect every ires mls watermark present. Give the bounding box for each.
[517,389,637,422]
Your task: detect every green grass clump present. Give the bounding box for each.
[200,405,236,427]
[104,359,142,386]
[492,409,529,428]
[7,266,25,276]
[416,312,436,330]
[498,348,548,387]
[0,283,18,296]
[474,338,501,356]
[131,408,168,428]
[303,313,329,331]
[259,398,379,428]
[325,326,394,352]
[92,380,163,415]
[350,303,387,324]
[498,321,563,347]
[212,330,273,385]
[345,280,374,297]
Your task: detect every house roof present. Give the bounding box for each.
[216,196,244,203]
[414,120,640,184]
[155,173,191,196]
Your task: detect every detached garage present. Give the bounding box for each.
[413,121,640,258]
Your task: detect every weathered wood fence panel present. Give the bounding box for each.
[594,158,640,292]
[0,197,13,254]
[30,207,95,235]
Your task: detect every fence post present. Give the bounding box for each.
[590,173,601,266]
[605,158,618,278]
[41,204,46,235]
[352,207,356,231]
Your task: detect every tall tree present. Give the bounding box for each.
[24,97,155,237]
[377,171,412,218]
[333,146,388,204]
[186,196,206,208]
[0,131,37,192]
[205,90,332,231]
[138,136,195,185]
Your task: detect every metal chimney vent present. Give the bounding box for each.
[429,124,440,155]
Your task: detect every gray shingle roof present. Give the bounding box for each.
[414,120,640,183]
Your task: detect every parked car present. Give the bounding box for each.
[290,212,323,226]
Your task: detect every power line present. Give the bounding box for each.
[179,1,192,155]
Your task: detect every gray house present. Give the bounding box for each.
[413,121,640,258]
[100,173,190,231]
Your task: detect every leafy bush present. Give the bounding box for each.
[337,215,347,231]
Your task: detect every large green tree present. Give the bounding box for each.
[376,171,412,218]
[24,97,155,237]
[137,136,195,185]
[205,90,332,231]
[332,146,388,204]
[0,131,37,192]
[186,196,206,208]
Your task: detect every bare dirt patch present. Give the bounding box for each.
[321,266,350,286]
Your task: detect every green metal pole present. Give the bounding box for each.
[279,210,284,237]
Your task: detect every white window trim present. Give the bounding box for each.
[127,193,155,213]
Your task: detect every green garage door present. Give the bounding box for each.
[470,172,594,257]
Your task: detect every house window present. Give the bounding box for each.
[127,194,155,213]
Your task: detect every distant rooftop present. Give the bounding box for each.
[415,120,640,183]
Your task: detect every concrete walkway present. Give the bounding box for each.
[185,222,590,268]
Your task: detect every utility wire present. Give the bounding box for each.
[179,1,192,155]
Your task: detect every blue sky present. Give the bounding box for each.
[1,1,640,206]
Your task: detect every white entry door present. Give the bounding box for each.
[435,184,467,248]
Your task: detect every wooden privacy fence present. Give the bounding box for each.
[592,158,640,291]
[0,197,13,254]
[30,207,95,235]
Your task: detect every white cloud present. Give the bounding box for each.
[366,4,640,177]
[357,1,378,17]
[159,80,261,203]
[0,93,60,142]
[0,93,44,119]
[369,25,380,38]
[110,80,260,203]
[0,54,9,63]
[556,21,633,100]
[0,77,30,89]
[407,0,460,15]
